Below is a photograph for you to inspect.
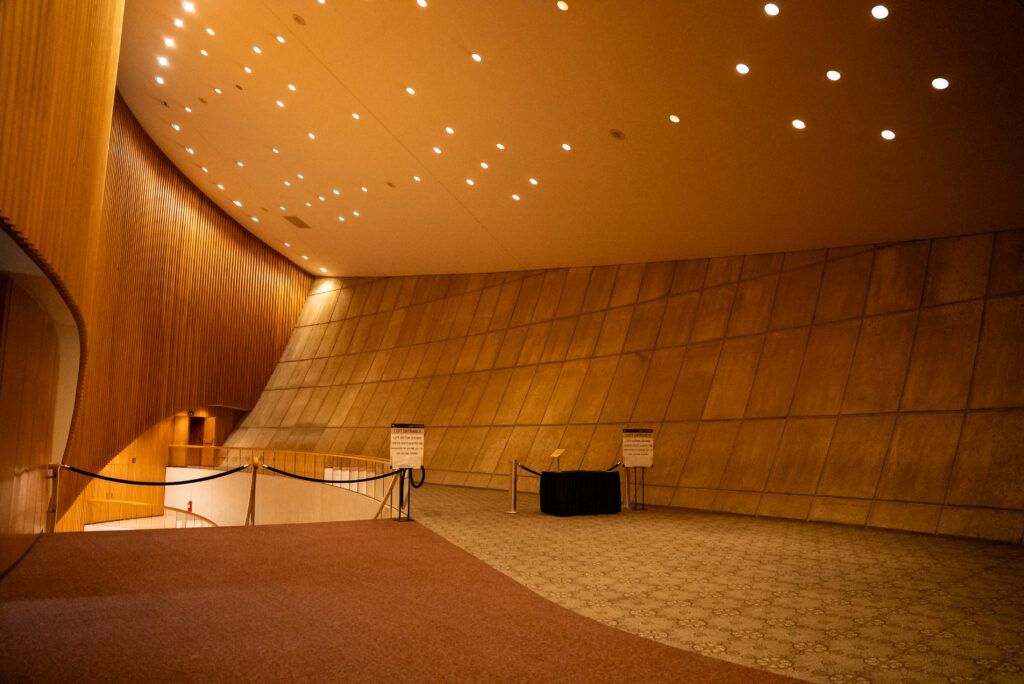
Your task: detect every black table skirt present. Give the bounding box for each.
[540,470,620,517]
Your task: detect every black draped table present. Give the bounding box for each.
[540,470,620,517]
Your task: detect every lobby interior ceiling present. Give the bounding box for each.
[116,1,1024,277]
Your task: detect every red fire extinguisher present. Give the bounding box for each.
[187,500,192,513]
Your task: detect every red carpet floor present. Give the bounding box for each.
[0,521,794,682]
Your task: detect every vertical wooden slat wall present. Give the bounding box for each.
[229,232,1024,544]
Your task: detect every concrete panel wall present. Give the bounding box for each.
[229,230,1024,543]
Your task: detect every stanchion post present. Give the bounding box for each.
[506,459,518,514]
[45,464,59,533]
[245,456,259,525]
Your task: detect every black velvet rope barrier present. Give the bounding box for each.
[409,466,426,488]
[261,464,401,485]
[61,463,249,486]
[606,461,622,471]
[517,463,543,477]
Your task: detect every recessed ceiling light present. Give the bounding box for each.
[557,1,568,10]
[735,63,749,74]
[288,84,297,91]
[201,166,208,172]
[352,112,360,119]
[184,106,192,112]
[417,0,427,6]
[529,178,538,185]
[185,147,194,154]
[827,70,841,81]
[561,143,571,150]
[206,27,215,35]
[244,66,252,74]
[172,123,180,131]
[302,255,309,260]
[764,3,779,16]
[174,18,184,28]
[932,77,949,90]
[496,143,505,150]
[297,173,303,179]
[881,129,896,140]
[361,186,367,192]
[251,217,259,222]
[277,35,285,43]
[669,114,680,123]
[353,211,359,216]
[200,49,208,56]
[445,127,455,134]
[318,195,325,201]
[338,216,345,221]
[480,162,488,169]
[216,184,224,190]
[466,179,474,185]
[284,180,291,186]
[305,202,312,207]
[406,86,416,95]
[307,132,315,139]
[253,46,262,54]
[512,194,520,200]
[332,189,340,195]
[871,5,889,19]
[272,148,279,154]
[283,242,290,247]
[183,1,195,12]
[214,88,222,94]
[433,147,442,154]
[413,176,421,181]
[155,76,165,84]
[792,119,806,129]
[276,100,284,107]
[280,206,286,211]
[157,56,169,67]
[320,267,327,273]
[471,53,482,62]
[236,161,244,167]
[164,37,175,48]
[233,200,242,207]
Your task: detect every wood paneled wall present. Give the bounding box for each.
[55,96,311,529]
[229,231,1024,544]
[0,275,60,570]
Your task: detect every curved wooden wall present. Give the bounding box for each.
[230,232,1024,544]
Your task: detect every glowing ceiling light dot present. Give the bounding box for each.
[284,180,291,186]
[280,206,286,211]
[317,196,324,201]
[277,100,284,107]
[287,84,296,91]
[233,200,242,207]
[308,132,315,139]
[183,1,195,12]
[512,194,520,200]
[251,217,259,222]
[669,114,680,123]
[361,187,367,192]
[562,143,571,150]
[417,0,427,6]
[338,216,345,221]
[557,1,568,10]
[216,184,224,190]
[272,148,279,154]
[200,49,208,56]
[353,211,359,216]
[736,63,749,74]
[236,161,244,167]
[206,27,215,35]
[305,202,311,207]
[297,173,303,179]
[185,147,194,154]
[244,66,252,74]
[764,3,779,16]
[253,46,262,54]
[277,35,285,43]
[932,77,949,90]
[172,123,180,131]
[332,189,340,195]
[827,70,841,81]
[480,162,488,169]
[445,127,454,134]
[792,119,806,129]
[871,5,889,19]
[174,18,184,27]
[185,106,192,112]
[283,242,290,247]
[529,178,538,185]
[496,143,505,150]
[466,179,474,185]
[881,129,896,140]
[302,255,309,260]
[164,37,175,47]
[433,147,442,154]
[155,76,165,84]
[406,86,416,95]
[201,166,208,172]
[413,176,421,181]
[214,88,222,94]
[352,112,360,119]
[320,267,327,273]
[471,53,482,62]
[157,56,169,66]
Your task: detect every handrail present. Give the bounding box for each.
[163,505,219,527]
[86,499,217,529]
[167,444,390,464]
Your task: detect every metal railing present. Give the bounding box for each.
[84,499,218,530]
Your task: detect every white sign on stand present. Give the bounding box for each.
[622,428,654,468]
[390,424,425,469]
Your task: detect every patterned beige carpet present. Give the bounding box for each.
[413,484,1024,684]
